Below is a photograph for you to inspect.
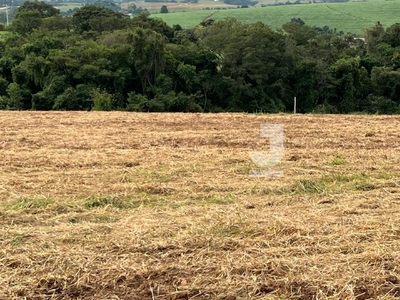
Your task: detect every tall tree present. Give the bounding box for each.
[71,5,128,34]
[201,19,291,112]
[365,22,386,53]
[160,5,169,13]
[9,1,60,36]
[129,28,166,94]
[383,23,400,48]
[17,1,60,18]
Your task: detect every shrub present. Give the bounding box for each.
[127,92,164,111]
[360,94,400,114]
[5,83,24,110]
[160,5,169,13]
[91,88,113,111]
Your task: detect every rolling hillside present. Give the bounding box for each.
[154,0,400,34]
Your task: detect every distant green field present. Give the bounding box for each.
[55,3,83,12]
[154,0,400,34]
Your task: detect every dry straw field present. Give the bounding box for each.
[1,112,400,299]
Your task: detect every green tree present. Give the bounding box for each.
[176,63,197,91]
[91,88,113,111]
[33,75,69,110]
[72,5,128,34]
[290,60,320,112]
[282,21,317,46]
[127,92,149,111]
[24,54,50,87]
[202,19,290,112]
[370,67,400,102]
[383,23,400,48]
[130,28,167,94]
[53,87,78,110]
[9,10,43,36]
[360,94,399,114]
[131,14,174,41]
[0,76,9,96]
[17,1,59,18]
[41,15,71,31]
[160,5,169,13]
[6,83,24,110]
[365,22,385,53]
[127,91,164,112]
[328,57,369,113]
[9,1,60,36]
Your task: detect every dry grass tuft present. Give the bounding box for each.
[1,112,400,299]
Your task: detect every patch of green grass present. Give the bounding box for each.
[355,182,377,191]
[10,234,31,246]
[83,196,138,209]
[261,177,329,195]
[211,224,246,237]
[290,178,328,194]
[331,156,345,166]
[376,171,399,179]
[262,173,371,195]
[6,198,55,210]
[209,221,263,238]
[234,162,254,175]
[334,172,369,182]
[154,1,400,34]
[82,195,170,209]
[54,2,83,12]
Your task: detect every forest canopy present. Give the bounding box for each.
[0,1,400,114]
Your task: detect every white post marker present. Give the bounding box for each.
[294,97,297,114]
[6,5,9,27]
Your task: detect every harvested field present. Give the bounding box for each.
[1,112,400,299]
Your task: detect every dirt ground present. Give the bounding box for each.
[1,112,400,299]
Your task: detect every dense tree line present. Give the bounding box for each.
[0,1,399,113]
